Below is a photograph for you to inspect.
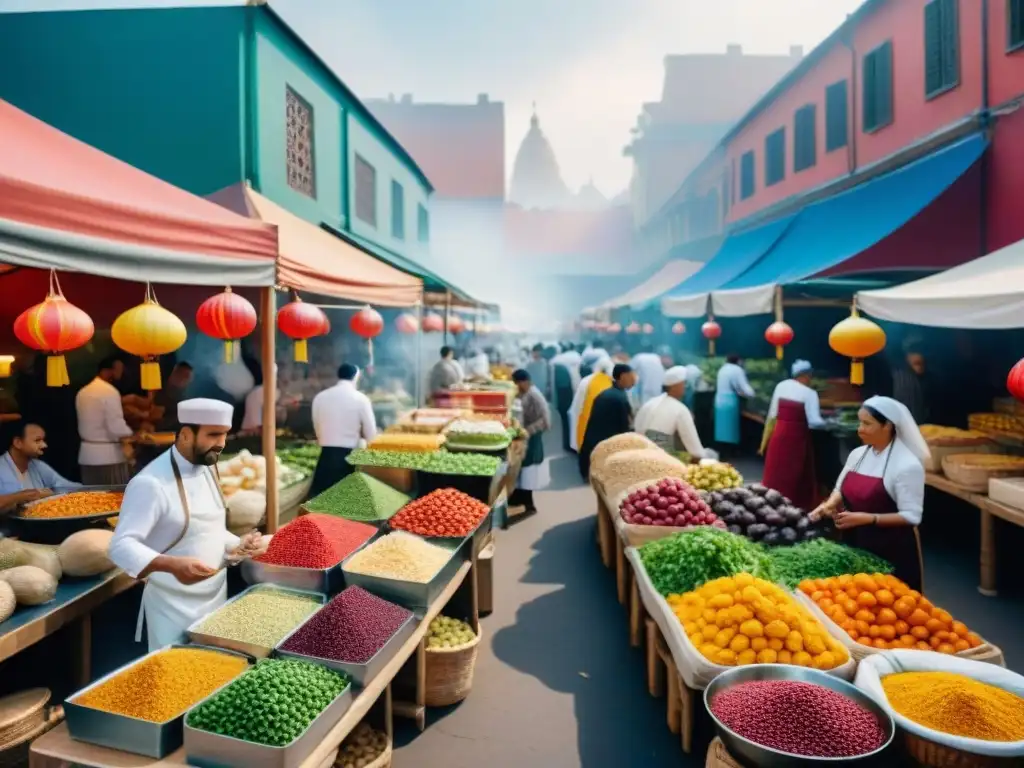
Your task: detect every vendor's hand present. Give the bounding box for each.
[21,489,53,502]
[834,511,873,530]
[808,503,833,523]
[229,530,263,560]
[169,557,218,585]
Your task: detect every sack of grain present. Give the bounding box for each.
[601,449,689,499]
[590,433,658,480]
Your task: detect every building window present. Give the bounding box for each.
[417,203,429,243]
[390,180,405,239]
[794,104,817,172]
[765,128,786,187]
[722,170,731,218]
[1010,0,1024,51]
[863,41,894,133]
[740,151,755,200]
[925,0,959,98]
[825,80,849,152]
[285,88,315,198]
[354,155,376,227]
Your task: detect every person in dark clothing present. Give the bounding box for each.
[578,364,637,480]
[552,361,574,452]
[892,348,931,425]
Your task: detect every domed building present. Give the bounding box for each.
[508,107,571,210]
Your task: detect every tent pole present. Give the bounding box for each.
[443,290,451,344]
[416,300,424,407]
[261,286,279,534]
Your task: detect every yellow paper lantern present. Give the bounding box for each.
[112,285,187,390]
[828,306,886,386]
[0,356,13,378]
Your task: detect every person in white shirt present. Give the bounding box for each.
[634,366,716,460]
[630,344,665,407]
[75,356,134,485]
[714,355,755,449]
[810,396,929,591]
[108,398,263,650]
[761,360,827,512]
[428,346,462,399]
[0,419,80,515]
[309,363,377,496]
[567,353,612,452]
[241,364,281,433]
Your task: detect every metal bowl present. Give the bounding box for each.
[703,665,895,766]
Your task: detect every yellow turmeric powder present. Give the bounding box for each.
[882,671,1024,742]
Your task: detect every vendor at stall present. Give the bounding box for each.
[109,398,263,650]
[810,396,928,591]
[634,366,714,459]
[714,354,755,453]
[568,353,613,453]
[578,363,637,480]
[75,356,135,485]
[510,369,551,515]
[630,343,665,407]
[428,346,463,399]
[761,360,826,512]
[310,363,376,496]
[241,364,282,433]
[0,417,80,512]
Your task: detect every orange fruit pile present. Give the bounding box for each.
[798,573,983,654]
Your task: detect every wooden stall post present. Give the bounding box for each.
[979,507,998,596]
[645,618,665,697]
[261,286,279,533]
[629,573,643,647]
[415,300,424,407]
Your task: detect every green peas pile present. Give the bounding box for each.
[186,659,349,747]
[346,448,501,477]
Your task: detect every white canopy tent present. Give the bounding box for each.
[589,259,704,311]
[856,237,1024,329]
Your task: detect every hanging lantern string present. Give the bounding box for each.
[144,281,161,305]
[48,268,67,299]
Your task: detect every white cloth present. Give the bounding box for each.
[862,395,932,466]
[108,447,240,650]
[312,380,377,449]
[630,352,665,405]
[715,363,755,398]
[241,385,265,430]
[466,353,491,379]
[634,393,710,458]
[551,351,582,390]
[835,441,925,525]
[75,377,133,466]
[518,462,551,491]
[178,398,233,427]
[768,379,826,428]
[791,359,813,377]
[566,357,615,451]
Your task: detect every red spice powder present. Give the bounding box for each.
[255,514,376,568]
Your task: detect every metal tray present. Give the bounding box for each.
[387,506,493,557]
[276,611,417,686]
[184,681,352,768]
[9,485,126,543]
[187,584,326,658]
[239,527,379,594]
[64,644,250,758]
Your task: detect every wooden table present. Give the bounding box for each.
[30,561,474,768]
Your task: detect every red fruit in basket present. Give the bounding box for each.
[674,515,687,526]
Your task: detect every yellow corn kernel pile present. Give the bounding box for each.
[368,433,445,453]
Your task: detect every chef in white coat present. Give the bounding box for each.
[634,366,716,459]
[109,398,263,650]
[630,344,665,406]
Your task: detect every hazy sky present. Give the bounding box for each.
[1,0,865,195]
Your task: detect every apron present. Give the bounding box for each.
[714,390,741,445]
[762,399,818,512]
[643,396,685,454]
[135,452,230,651]
[517,432,549,491]
[839,446,925,593]
[309,447,354,498]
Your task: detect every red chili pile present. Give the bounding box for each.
[389,489,489,538]
[710,680,886,758]
[254,514,376,569]
[279,586,411,663]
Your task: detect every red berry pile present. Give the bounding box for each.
[279,586,412,663]
[710,680,886,758]
[255,514,376,569]
[620,477,722,528]
[389,489,489,538]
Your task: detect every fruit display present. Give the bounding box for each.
[944,454,1024,470]
[681,462,742,492]
[619,477,724,529]
[19,490,123,519]
[346,448,502,477]
[0,582,13,624]
[638,527,774,597]
[276,443,321,474]
[920,424,992,446]
[670,573,849,669]
[217,450,306,497]
[0,565,56,606]
[192,587,321,651]
[1,539,60,580]
[598,449,689,498]
[254,515,376,569]
[768,539,893,588]
[186,658,349,747]
[444,419,510,448]
[389,489,490,538]
[392,408,466,434]
[798,573,984,653]
[427,615,477,649]
[337,722,389,768]
[367,433,445,453]
[969,412,1024,439]
[343,531,452,583]
[705,483,820,545]
[303,473,410,523]
[57,529,114,577]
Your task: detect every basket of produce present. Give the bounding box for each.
[0,688,63,768]
[442,419,511,451]
[393,408,465,434]
[993,397,1024,417]
[9,488,124,543]
[424,615,481,707]
[368,433,445,453]
[703,484,823,546]
[705,664,894,765]
[855,650,1024,766]
[387,488,492,551]
[704,738,742,768]
[302,473,411,525]
[336,723,391,768]
[589,433,658,478]
[612,477,725,547]
[681,461,743,492]
[969,413,1024,444]
[921,425,995,448]
[941,454,1024,492]
[796,574,1004,666]
[597,448,689,500]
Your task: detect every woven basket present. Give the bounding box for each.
[904,733,1019,768]
[0,704,62,768]
[705,738,742,768]
[941,454,1024,492]
[924,443,997,473]
[424,625,483,707]
[334,739,392,768]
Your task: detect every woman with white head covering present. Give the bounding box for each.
[567,354,613,454]
[810,395,930,591]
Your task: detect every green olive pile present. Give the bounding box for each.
[426,615,476,650]
[336,722,388,768]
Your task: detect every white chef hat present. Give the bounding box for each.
[862,395,932,467]
[178,398,234,428]
[791,359,813,377]
[663,366,688,386]
[594,355,615,376]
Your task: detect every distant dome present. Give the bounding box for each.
[574,178,608,210]
[509,107,571,210]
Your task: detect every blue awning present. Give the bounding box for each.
[711,131,988,317]
[660,215,797,317]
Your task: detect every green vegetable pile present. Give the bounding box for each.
[638,527,775,597]
[347,449,501,477]
[277,443,321,474]
[186,658,349,747]
[347,449,431,470]
[303,473,410,522]
[768,538,894,588]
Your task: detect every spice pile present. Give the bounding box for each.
[193,588,321,650]
[711,680,886,757]
[344,532,451,583]
[186,658,349,747]
[21,491,123,519]
[671,574,849,669]
[337,723,388,768]
[346,448,502,476]
[769,539,893,588]
[882,671,1024,741]
[73,647,248,722]
[280,586,412,664]
[798,574,983,653]
[389,489,489,537]
[639,528,774,597]
[303,473,410,523]
[368,433,445,453]
[254,515,375,569]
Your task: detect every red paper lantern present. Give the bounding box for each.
[14,272,94,387]
[277,296,328,363]
[701,320,722,340]
[626,321,641,334]
[395,313,419,334]
[195,287,258,363]
[764,320,794,361]
[642,323,654,335]
[1008,359,1024,402]
[422,313,444,333]
[607,322,622,333]
[448,315,466,334]
[672,322,686,335]
[349,306,383,339]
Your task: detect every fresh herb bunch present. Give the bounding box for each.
[768,539,893,588]
[639,527,775,596]
[186,659,349,747]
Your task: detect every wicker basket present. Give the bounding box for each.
[334,739,392,768]
[904,732,1019,768]
[924,443,997,473]
[424,624,483,707]
[941,454,1024,492]
[705,738,743,768]
[0,695,62,768]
